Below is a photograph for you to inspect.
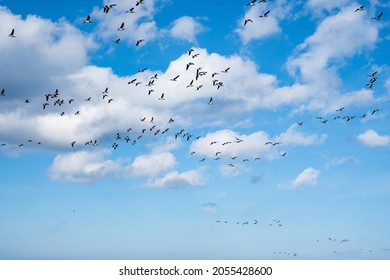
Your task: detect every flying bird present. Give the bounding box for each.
[8,28,16,38]
[244,19,253,25]
[103,4,116,13]
[207,97,213,105]
[259,10,270,17]
[0,89,5,96]
[125,7,135,13]
[118,22,125,31]
[136,39,145,46]
[186,62,194,70]
[372,11,383,21]
[354,6,365,12]
[170,75,180,81]
[368,71,377,78]
[84,15,92,23]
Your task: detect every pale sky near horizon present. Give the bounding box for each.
[0,0,389,259]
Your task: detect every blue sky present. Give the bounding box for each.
[0,0,389,260]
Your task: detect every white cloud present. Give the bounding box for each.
[358,129,390,147]
[287,6,378,84]
[326,156,358,168]
[48,150,120,183]
[169,16,204,43]
[306,0,350,13]
[0,7,95,97]
[284,5,380,112]
[125,152,176,177]
[147,169,205,189]
[292,167,320,189]
[276,124,327,146]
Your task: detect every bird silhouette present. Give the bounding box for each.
[84,15,92,23]
[125,7,135,13]
[8,28,16,38]
[372,11,383,21]
[170,75,180,81]
[354,6,364,12]
[244,19,253,25]
[118,22,125,31]
[136,39,145,46]
[259,10,270,17]
[103,4,116,13]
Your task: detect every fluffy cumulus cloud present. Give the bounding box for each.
[0,7,95,97]
[48,150,120,183]
[290,7,378,76]
[358,129,390,147]
[169,16,204,43]
[125,152,176,177]
[48,147,194,185]
[292,167,320,189]
[286,4,379,112]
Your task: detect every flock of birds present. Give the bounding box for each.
[0,2,385,170]
[242,1,384,26]
[1,1,385,155]
[214,218,376,257]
